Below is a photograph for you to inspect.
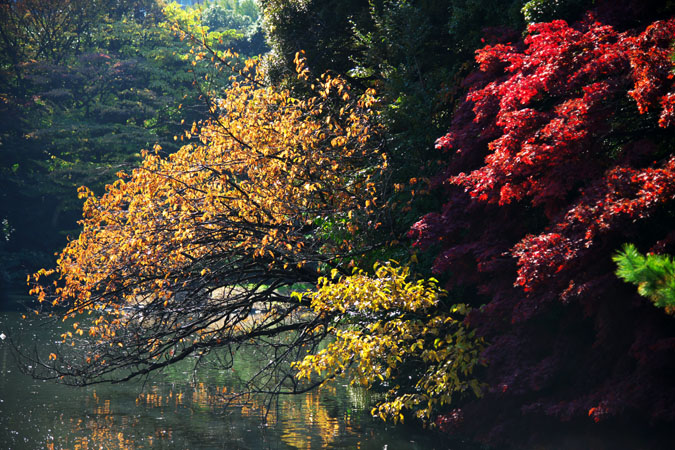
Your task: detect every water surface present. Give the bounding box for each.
[0,308,448,450]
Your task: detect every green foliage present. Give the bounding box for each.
[200,0,260,22]
[165,1,268,60]
[447,0,524,55]
[347,3,445,255]
[165,2,239,49]
[349,1,503,268]
[202,3,252,30]
[259,0,369,80]
[294,263,484,423]
[521,0,591,24]
[614,244,675,315]
[0,0,236,288]
[353,1,432,80]
[199,0,268,56]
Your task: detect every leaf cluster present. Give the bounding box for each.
[24,53,387,389]
[410,11,675,443]
[294,263,484,424]
[614,244,675,314]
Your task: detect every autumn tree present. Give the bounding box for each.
[294,263,484,424]
[23,52,387,400]
[410,12,675,445]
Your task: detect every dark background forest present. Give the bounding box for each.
[2,0,675,448]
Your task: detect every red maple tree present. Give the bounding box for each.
[411,13,675,444]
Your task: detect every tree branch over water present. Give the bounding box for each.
[19,48,387,399]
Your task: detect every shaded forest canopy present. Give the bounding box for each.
[2,0,675,448]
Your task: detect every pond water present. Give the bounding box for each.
[0,305,457,450]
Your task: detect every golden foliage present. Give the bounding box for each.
[294,263,484,424]
[28,52,384,367]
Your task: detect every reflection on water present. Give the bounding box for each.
[0,310,443,450]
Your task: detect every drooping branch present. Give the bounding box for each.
[21,52,388,394]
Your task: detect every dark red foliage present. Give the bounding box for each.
[411,15,675,446]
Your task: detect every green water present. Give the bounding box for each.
[0,308,449,450]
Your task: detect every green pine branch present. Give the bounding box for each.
[613,243,675,315]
